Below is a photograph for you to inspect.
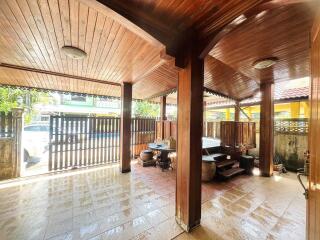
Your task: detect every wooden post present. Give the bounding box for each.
[308,14,320,239]
[225,108,231,120]
[160,96,167,139]
[259,82,274,177]
[234,101,240,121]
[120,82,132,173]
[176,48,204,232]
[203,101,207,137]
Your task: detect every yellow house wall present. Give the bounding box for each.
[207,101,309,120]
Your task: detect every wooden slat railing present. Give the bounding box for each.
[204,121,220,138]
[49,116,157,171]
[131,118,156,158]
[220,121,256,148]
[49,116,121,171]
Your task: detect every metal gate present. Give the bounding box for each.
[49,116,156,171]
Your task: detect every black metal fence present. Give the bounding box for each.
[0,112,13,138]
[49,116,156,171]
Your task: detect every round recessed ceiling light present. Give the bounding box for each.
[61,46,87,60]
[253,57,278,70]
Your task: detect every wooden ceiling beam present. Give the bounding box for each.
[94,0,196,68]
[0,63,121,86]
[199,0,311,58]
[95,0,178,50]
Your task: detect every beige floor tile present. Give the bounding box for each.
[145,209,168,226]
[0,163,306,240]
[154,217,184,240]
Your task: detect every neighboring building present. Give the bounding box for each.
[32,93,121,123]
[205,77,309,121]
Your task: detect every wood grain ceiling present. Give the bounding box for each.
[0,0,163,94]
[0,0,314,102]
[210,4,313,85]
[97,0,265,51]
[204,56,259,100]
[134,55,260,100]
[132,62,178,99]
[0,65,121,96]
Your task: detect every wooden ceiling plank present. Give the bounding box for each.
[209,5,312,85]
[7,0,56,71]
[0,2,46,70]
[204,56,259,100]
[84,12,107,78]
[0,63,121,86]
[78,1,89,92]
[0,68,17,86]
[202,0,259,35]
[24,0,62,73]
[89,16,113,78]
[37,0,66,74]
[78,2,89,53]
[104,33,142,82]
[69,0,80,78]
[22,67,36,88]
[92,20,120,79]
[47,0,69,74]
[80,6,97,78]
[96,26,126,80]
[0,24,28,66]
[130,51,165,84]
[129,45,163,83]
[105,36,140,82]
[59,0,74,78]
[95,0,174,48]
[199,0,265,58]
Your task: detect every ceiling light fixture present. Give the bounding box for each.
[253,57,278,70]
[61,46,87,60]
[232,14,247,25]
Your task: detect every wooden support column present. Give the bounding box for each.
[203,101,207,137]
[259,82,274,177]
[176,48,204,232]
[120,82,132,173]
[160,96,167,139]
[234,101,240,121]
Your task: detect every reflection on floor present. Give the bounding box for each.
[22,152,49,177]
[0,162,305,240]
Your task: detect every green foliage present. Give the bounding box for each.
[0,87,49,123]
[133,101,160,118]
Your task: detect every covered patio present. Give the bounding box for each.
[0,0,319,239]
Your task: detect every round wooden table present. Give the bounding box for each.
[148,143,175,170]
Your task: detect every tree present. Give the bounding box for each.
[133,101,160,118]
[0,87,49,123]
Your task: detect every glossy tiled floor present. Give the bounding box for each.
[176,172,306,240]
[0,162,306,240]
